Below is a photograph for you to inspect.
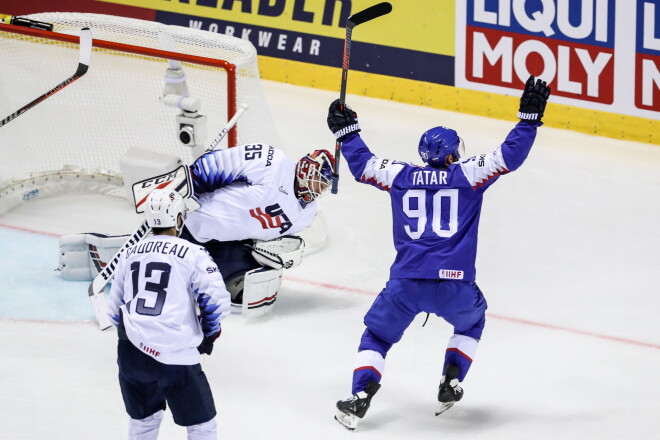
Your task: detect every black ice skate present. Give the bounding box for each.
[334,382,381,430]
[436,364,463,416]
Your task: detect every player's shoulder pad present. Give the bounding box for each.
[368,157,404,170]
[196,246,221,274]
[375,157,393,170]
[197,245,213,259]
[460,153,487,166]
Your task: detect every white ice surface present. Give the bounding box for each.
[1,80,659,440]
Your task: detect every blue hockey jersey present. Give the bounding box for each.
[340,121,540,281]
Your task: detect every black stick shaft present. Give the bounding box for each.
[0,65,88,127]
[331,3,392,194]
[331,24,355,194]
[0,28,91,128]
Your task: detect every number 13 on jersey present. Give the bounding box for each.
[402,189,458,239]
[128,261,171,316]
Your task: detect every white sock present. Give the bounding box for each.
[128,409,164,440]
[187,418,217,440]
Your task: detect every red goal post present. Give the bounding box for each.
[0,12,279,214]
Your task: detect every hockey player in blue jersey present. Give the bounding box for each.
[329,76,551,430]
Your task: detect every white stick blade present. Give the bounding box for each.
[90,291,112,330]
[78,27,92,66]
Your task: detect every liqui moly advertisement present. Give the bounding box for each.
[637,1,660,112]
[456,0,660,119]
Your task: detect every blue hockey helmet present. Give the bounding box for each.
[418,126,465,168]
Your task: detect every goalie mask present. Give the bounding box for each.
[144,189,187,235]
[418,126,465,168]
[295,149,335,206]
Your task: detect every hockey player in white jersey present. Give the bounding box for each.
[60,146,334,318]
[328,76,551,430]
[107,189,231,440]
[180,144,334,315]
[186,144,333,242]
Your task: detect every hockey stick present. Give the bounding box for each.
[330,2,392,194]
[0,27,92,127]
[88,103,250,330]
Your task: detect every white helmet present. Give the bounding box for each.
[144,189,187,234]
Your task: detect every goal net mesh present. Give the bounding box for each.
[0,12,280,213]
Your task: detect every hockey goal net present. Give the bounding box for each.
[0,12,280,214]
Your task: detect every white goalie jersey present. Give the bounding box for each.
[186,144,317,243]
[107,235,231,365]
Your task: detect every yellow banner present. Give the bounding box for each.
[99,0,455,55]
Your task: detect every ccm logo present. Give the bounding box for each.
[140,171,178,188]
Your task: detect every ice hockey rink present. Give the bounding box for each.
[1,79,659,440]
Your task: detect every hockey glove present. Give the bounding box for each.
[327,99,361,142]
[518,75,551,123]
[197,330,221,355]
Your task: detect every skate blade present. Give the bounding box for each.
[435,401,456,416]
[335,410,359,430]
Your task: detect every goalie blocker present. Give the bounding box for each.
[59,233,304,318]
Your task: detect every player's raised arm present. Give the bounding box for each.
[326,99,404,191]
[501,75,552,171]
[458,76,551,191]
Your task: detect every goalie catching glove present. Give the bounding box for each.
[249,236,305,270]
[518,75,551,123]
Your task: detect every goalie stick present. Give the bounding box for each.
[0,27,92,128]
[88,103,250,330]
[330,2,392,194]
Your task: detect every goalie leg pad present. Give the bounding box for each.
[243,267,282,318]
[58,233,128,280]
[227,267,283,318]
[58,234,93,281]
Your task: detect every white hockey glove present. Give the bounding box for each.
[250,236,305,270]
[58,233,128,280]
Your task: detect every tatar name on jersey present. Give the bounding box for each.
[411,169,448,186]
